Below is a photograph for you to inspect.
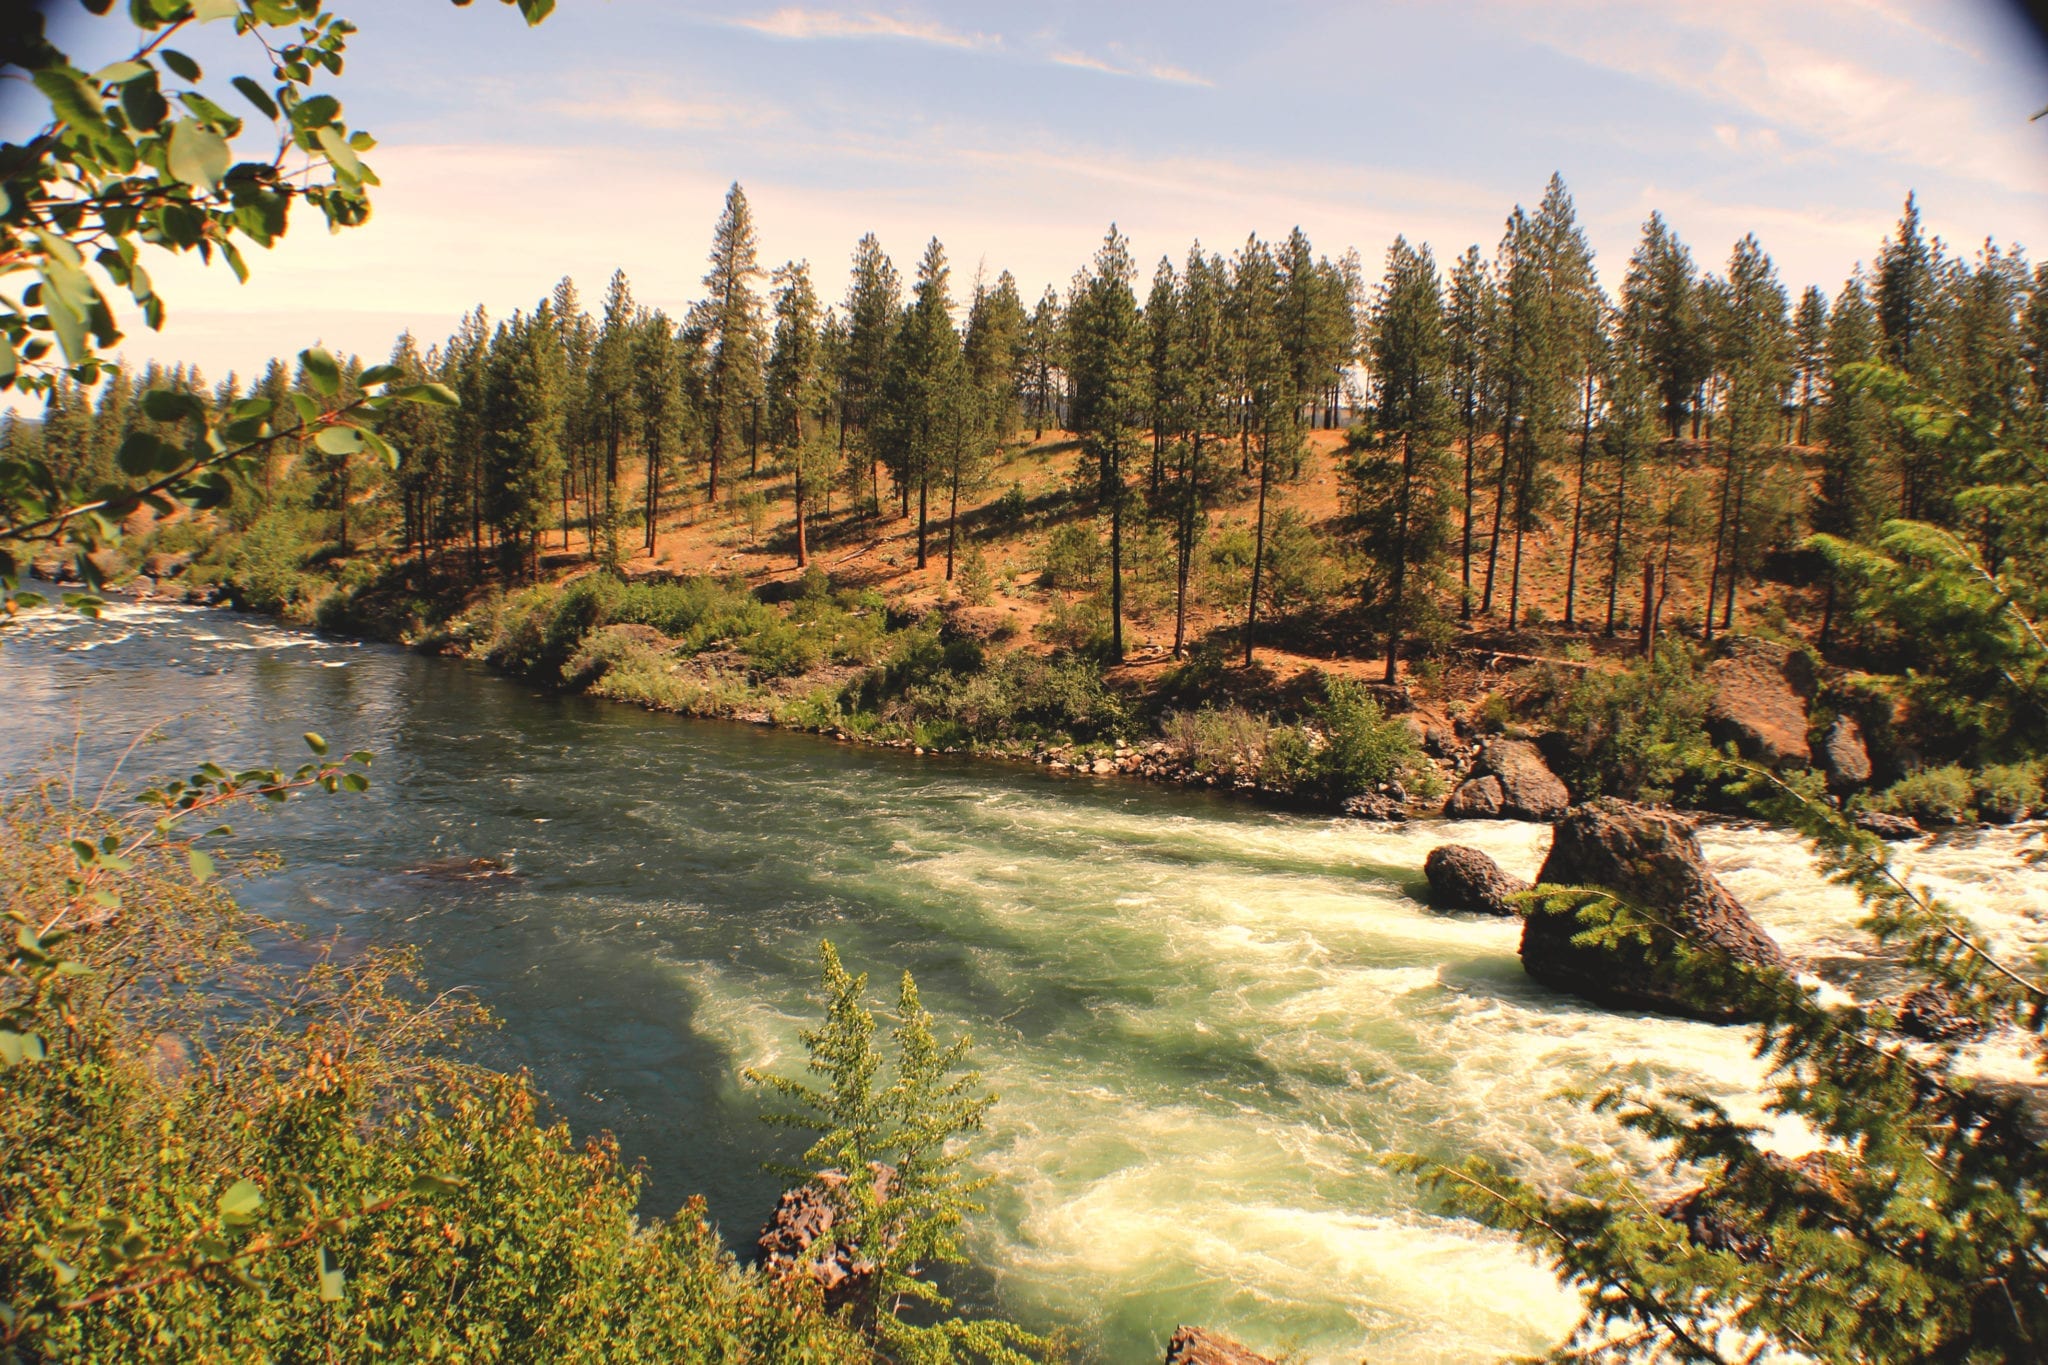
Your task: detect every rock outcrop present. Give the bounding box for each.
[1894,983,1985,1042]
[1442,774,1505,818]
[1521,800,1791,1021]
[756,1165,895,1310]
[1468,738,1570,821]
[1162,1326,1277,1365]
[1705,637,1817,768]
[1820,714,1873,792]
[1424,844,1529,916]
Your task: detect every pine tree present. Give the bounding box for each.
[1231,233,1295,664]
[1066,225,1146,661]
[632,310,689,555]
[1623,212,1712,440]
[1167,244,1230,658]
[1702,235,1791,637]
[701,182,766,504]
[767,260,830,568]
[548,276,595,552]
[953,270,1024,577]
[590,270,639,567]
[1356,237,1454,682]
[874,238,963,570]
[1020,286,1063,438]
[1447,245,1494,618]
[1791,285,1829,446]
[840,233,901,516]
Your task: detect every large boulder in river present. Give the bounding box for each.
[1424,844,1528,916]
[1162,1326,1277,1365]
[1521,800,1790,1022]
[1468,738,1570,821]
[1705,637,1817,768]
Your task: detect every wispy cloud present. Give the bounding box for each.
[1483,0,2048,197]
[1049,47,1213,88]
[729,7,998,51]
[541,91,768,133]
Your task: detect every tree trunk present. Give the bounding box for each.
[1639,560,1656,657]
[1108,442,1125,663]
[1385,431,1414,684]
[1460,396,1476,619]
[1563,365,1594,628]
[1507,438,1529,628]
[1702,440,1735,641]
[1173,434,1200,659]
[945,452,960,580]
[1482,379,1515,615]
[915,470,928,569]
[1603,446,1628,636]
[1244,437,1270,667]
[1721,448,1746,632]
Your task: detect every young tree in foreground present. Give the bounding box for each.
[750,943,1047,1364]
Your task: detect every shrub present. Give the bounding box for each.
[990,482,1028,527]
[1974,763,2041,824]
[1161,706,1271,774]
[1541,643,1716,801]
[1870,764,1977,826]
[1034,596,1111,654]
[223,509,321,617]
[563,623,670,691]
[1039,522,1103,590]
[1309,679,1421,801]
[0,785,867,1362]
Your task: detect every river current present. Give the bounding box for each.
[5,599,2046,1363]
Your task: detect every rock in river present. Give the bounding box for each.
[1521,799,1790,1022]
[1162,1326,1277,1365]
[1424,844,1529,916]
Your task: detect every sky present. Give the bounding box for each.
[19,0,2048,390]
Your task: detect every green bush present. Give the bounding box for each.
[990,482,1029,527]
[1307,679,1422,801]
[1974,763,2041,824]
[0,788,865,1362]
[1870,765,1977,826]
[223,509,322,618]
[1540,643,1715,801]
[1039,522,1103,590]
[1034,596,1110,654]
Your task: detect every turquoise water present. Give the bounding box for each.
[8,599,2040,1361]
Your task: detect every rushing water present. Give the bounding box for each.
[6,600,2047,1363]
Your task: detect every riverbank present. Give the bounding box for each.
[76,562,2017,841]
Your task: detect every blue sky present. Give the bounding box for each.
[33,0,2048,387]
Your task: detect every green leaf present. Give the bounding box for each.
[32,67,108,136]
[141,387,205,426]
[188,848,215,883]
[357,363,402,387]
[290,94,340,129]
[408,1172,468,1197]
[303,731,329,755]
[316,1245,345,1302]
[395,382,459,408]
[341,772,370,793]
[312,424,364,455]
[193,0,242,20]
[93,60,150,85]
[166,118,231,190]
[299,348,341,396]
[161,50,202,83]
[230,75,278,120]
[314,125,362,182]
[217,1179,264,1221]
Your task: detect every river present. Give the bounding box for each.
[6,598,2045,1363]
